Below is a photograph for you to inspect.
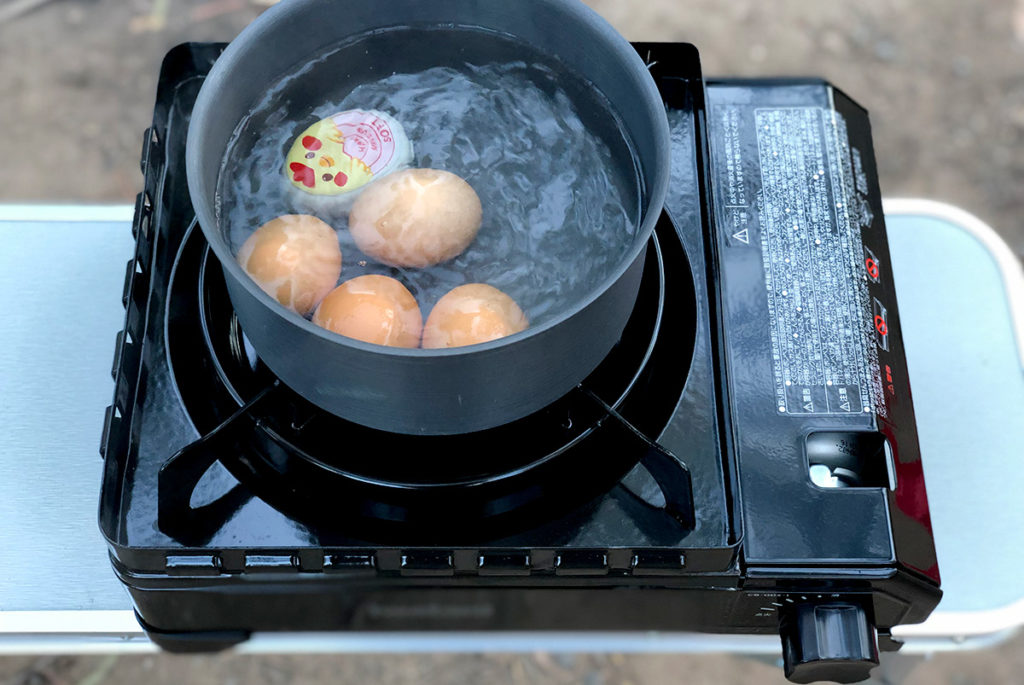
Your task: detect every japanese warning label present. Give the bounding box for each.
[737,106,884,417]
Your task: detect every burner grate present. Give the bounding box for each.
[159,213,698,541]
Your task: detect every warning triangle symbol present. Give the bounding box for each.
[840,401,851,412]
[732,228,750,244]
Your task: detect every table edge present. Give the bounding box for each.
[883,198,1024,368]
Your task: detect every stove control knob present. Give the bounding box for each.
[780,602,879,684]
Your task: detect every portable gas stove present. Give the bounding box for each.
[100,42,940,683]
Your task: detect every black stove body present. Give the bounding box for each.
[100,42,940,683]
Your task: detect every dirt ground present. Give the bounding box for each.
[1,0,1022,683]
[4,648,1024,685]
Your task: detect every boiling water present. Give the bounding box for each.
[218,27,642,326]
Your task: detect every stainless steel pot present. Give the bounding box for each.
[186,0,670,434]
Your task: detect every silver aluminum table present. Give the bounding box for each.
[0,199,1021,656]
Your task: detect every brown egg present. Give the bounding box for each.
[313,275,422,348]
[422,284,529,349]
[348,168,482,268]
[237,214,342,315]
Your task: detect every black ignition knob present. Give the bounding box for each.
[780,601,880,683]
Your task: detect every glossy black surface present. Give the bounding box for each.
[100,43,941,681]
[100,42,732,559]
[157,215,702,543]
[704,80,939,580]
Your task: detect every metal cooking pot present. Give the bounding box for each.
[186,0,670,435]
